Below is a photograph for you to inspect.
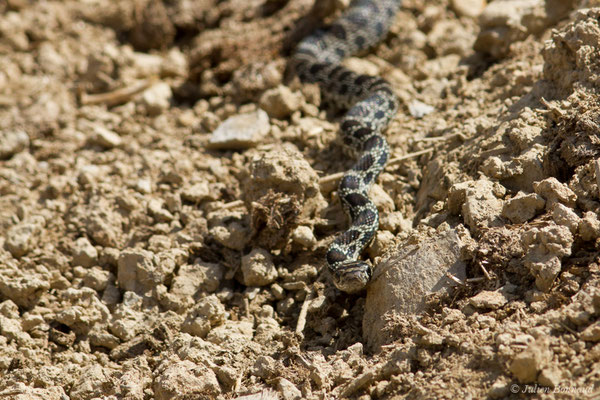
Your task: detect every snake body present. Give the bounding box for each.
[291,0,401,292]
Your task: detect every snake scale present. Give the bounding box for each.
[291,0,402,293]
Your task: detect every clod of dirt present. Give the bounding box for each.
[88,125,122,149]
[474,0,569,58]
[447,179,504,232]
[450,0,486,18]
[551,203,580,233]
[578,211,600,241]
[206,319,254,348]
[4,216,45,258]
[167,261,225,311]
[469,289,510,310]
[363,228,467,350]
[153,359,221,400]
[533,177,577,208]
[509,337,552,383]
[0,383,67,399]
[71,237,99,268]
[181,181,216,203]
[291,225,317,248]
[181,294,226,338]
[241,248,278,287]
[522,224,573,292]
[140,82,173,116]
[245,144,325,249]
[55,287,110,334]
[208,110,271,150]
[276,377,303,400]
[501,191,545,224]
[259,85,303,119]
[128,0,175,51]
[543,7,600,93]
[117,249,180,295]
[0,130,29,159]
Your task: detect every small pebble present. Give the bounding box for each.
[0,130,29,159]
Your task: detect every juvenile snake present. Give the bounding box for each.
[291,0,401,292]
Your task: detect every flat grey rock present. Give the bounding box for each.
[208,109,270,150]
[363,228,467,350]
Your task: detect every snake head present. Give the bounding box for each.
[332,260,372,293]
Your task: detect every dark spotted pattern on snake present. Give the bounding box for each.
[291,0,402,292]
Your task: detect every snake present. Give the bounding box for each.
[291,0,401,292]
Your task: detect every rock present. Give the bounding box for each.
[363,228,467,350]
[259,85,302,119]
[90,125,122,148]
[488,379,510,398]
[0,302,26,342]
[408,100,434,118]
[135,178,152,194]
[469,290,508,310]
[0,130,29,159]
[502,192,545,224]
[427,19,474,56]
[533,178,577,208]
[141,82,172,115]
[72,237,99,267]
[288,264,318,283]
[154,360,221,400]
[276,377,302,400]
[450,0,486,18]
[551,203,580,234]
[578,212,600,241]
[254,312,281,343]
[241,248,278,287]
[208,110,270,150]
[21,313,44,332]
[509,337,552,383]
[128,51,164,77]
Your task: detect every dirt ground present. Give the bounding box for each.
[1,0,600,398]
